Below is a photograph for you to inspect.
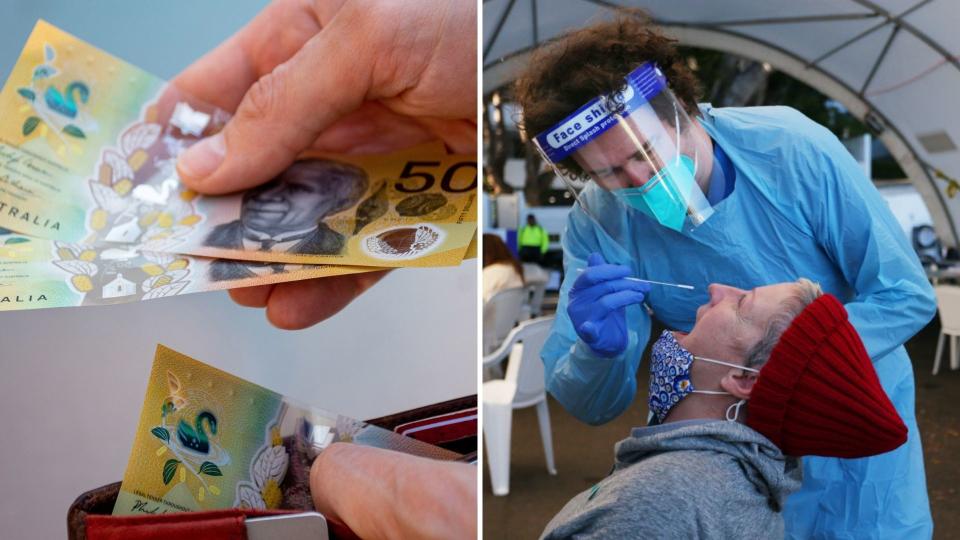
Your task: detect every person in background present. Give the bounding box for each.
[518,214,549,264]
[483,233,525,303]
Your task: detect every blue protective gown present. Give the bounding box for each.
[542,105,936,539]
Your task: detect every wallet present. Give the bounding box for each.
[67,396,477,540]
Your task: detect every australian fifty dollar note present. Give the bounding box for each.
[0,228,381,311]
[0,227,474,311]
[0,21,477,268]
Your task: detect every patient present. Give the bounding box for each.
[541,279,908,539]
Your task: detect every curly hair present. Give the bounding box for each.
[515,9,702,176]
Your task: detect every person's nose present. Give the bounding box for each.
[254,184,286,202]
[707,283,746,306]
[623,159,655,188]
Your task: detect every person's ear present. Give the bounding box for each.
[720,368,757,400]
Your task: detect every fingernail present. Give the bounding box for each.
[178,132,225,181]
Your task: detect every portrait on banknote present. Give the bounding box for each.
[203,159,367,257]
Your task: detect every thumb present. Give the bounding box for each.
[310,443,476,539]
[578,320,600,343]
[177,18,373,194]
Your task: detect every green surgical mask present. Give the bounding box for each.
[614,155,697,232]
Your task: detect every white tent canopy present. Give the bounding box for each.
[484,0,960,247]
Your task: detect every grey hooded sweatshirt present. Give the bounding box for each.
[540,419,802,540]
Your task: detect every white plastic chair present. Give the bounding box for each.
[521,264,549,320]
[933,285,960,374]
[483,316,557,496]
[483,287,526,355]
[523,263,550,284]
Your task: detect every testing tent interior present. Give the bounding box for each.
[483,0,960,247]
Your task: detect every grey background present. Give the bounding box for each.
[0,2,478,538]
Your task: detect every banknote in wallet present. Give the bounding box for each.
[114,345,461,516]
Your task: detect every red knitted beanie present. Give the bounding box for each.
[746,294,908,458]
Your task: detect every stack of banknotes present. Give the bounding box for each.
[0,21,477,311]
[114,345,462,516]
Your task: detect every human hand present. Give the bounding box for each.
[568,252,650,357]
[171,0,477,328]
[310,443,476,540]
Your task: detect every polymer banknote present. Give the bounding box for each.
[114,345,461,515]
[0,21,477,268]
[0,229,378,311]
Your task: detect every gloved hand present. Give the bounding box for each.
[568,252,650,357]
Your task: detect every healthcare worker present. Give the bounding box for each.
[516,11,935,539]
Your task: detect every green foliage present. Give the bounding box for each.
[162,459,180,485]
[32,65,55,80]
[151,427,170,443]
[679,46,904,178]
[17,88,35,102]
[4,237,29,245]
[199,461,223,477]
[63,125,85,139]
[22,117,40,136]
[681,46,871,137]
[948,182,959,199]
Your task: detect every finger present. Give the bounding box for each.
[310,443,476,540]
[171,0,321,112]
[575,264,632,287]
[587,252,605,267]
[265,271,390,330]
[228,284,273,308]
[307,104,476,155]
[572,276,649,305]
[307,102,437,154]
[587,278,652,297]
[177,7,377,194]
[411,117,477,155]
[170,31,257,114]
[310,444,394,540]
[599,290,648,312]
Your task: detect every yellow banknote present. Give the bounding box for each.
[0,21,477,268]
[465,231,477,260]
[0,228,380,311]
[176,149,478,267]
[115,345,461,515]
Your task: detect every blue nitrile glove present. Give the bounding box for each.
[567,252,651,357]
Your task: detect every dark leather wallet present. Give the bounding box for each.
[67,396,476,540]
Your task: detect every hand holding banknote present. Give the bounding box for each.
[172,0,477,328]
[311,443,477,540]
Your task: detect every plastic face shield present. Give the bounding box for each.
[532,63,714,232]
